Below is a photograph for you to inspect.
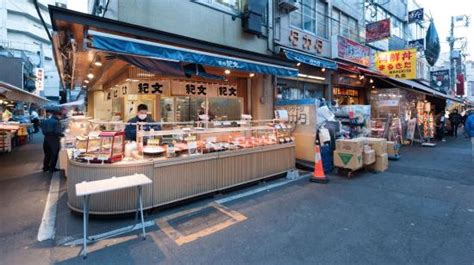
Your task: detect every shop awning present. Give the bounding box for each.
[281,47,337,70]
[336,62,385,77]
[388,78,463,103]
[0,81,49,105]
[87,30,298,77]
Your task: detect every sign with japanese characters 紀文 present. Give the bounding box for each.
[128,80,171,95]
[171,80,238,97]
[366,19,391,43]
[375,49,417,79]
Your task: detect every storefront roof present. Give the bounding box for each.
[281,47,337,70]
[336,62,385,77]
[0,81,49,105]
[388,78,463,103]
[48,6,298,89]
[88,30,298,77]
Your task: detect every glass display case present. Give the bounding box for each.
[136,120,293,159]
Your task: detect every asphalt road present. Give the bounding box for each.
[1,135,473,265]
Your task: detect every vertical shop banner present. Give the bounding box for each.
[366,19,391,43]
[128,80,171,96]
[375,49,417,79]
[408,39,424,51]
[408,8,424,23]
[171,80,238,97]
[456,74,465,95]
[430,69,450,94]
[331,35,370,67]
[406,118,417,141]
[34,68,44,92]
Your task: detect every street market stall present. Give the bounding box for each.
[50,6,298,214]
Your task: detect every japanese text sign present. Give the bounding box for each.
[128,80,171,95]
[408,8,424,24]
[430,69,450,94]
[171,80,238,97]
[366,19,391,43]
[331,35,370,67]
[375,49,417,79]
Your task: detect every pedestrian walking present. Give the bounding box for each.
[465,111,474,162]
[449,109,463,137]
[30,109,40,133]
[436,111,446,142]
[41,107,64,172]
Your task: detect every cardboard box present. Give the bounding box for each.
[363,144,372,153]
[335,138,365,154]
[366,137,387,156]
[334,151,363,170]
[368,154,389,172]
[386,141,399,156]
[363,149,376,165]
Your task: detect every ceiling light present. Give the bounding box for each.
[321,68,326,72]
[369,78,374,83]
[296,62,301,67]
[224,69,231,75]
[87,72,94,79]
[83,85,87,88]
[249,73,255,78]
[359,75,365,80]
[94,61,103,67]
[0,100,3,104]
[372,86,375,89]
[84,80,90,84]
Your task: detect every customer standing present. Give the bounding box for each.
[465,111,474,162]
[436,111,446,142]
[449,109,463,137]
[41,108,64,172]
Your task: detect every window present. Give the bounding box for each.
[291,0,328,37]
[193,0,241,14]
[316,1,328,38]
[215,0,239,10]
[332,8,359,41]
[391,18,403,38]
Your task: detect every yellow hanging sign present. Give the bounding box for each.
[375,48,417,79]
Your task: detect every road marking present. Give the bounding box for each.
[157,203,247,246]
[215,172,311,204]
[63,220,156,246]
[37,172,61,241]
[59,173,309,246]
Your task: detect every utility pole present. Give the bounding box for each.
[449,16,455,96]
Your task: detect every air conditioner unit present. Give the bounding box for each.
[278,0,299,13]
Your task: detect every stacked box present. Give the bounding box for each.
[363,149,376,165]
[386,141,399,156]
[334,138,366,170]
[365,137,387,156]
[368,154,389,172]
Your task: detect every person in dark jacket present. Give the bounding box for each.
[125,104,160,141]
[449,109,463,137]
[464,111,474,161]
[42,108,64,172]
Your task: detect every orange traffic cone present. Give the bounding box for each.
[310,145,328,183]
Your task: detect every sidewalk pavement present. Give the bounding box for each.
[0,135,473,265]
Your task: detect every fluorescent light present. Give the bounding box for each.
[296,62,301,66]
[94,61,103,67]
[224,69,231,74]
[87,72,94,79]
[84,80,90,84]
[321,68,326,72]
[249,73,255,77]
[297,73,325,81]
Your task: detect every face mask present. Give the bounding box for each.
[138,114,147,120]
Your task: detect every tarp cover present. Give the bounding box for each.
[89,31,298,77]
[282,48,337,70]
[425,21,441,67]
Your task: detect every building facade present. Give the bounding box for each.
[0,0,66,100]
